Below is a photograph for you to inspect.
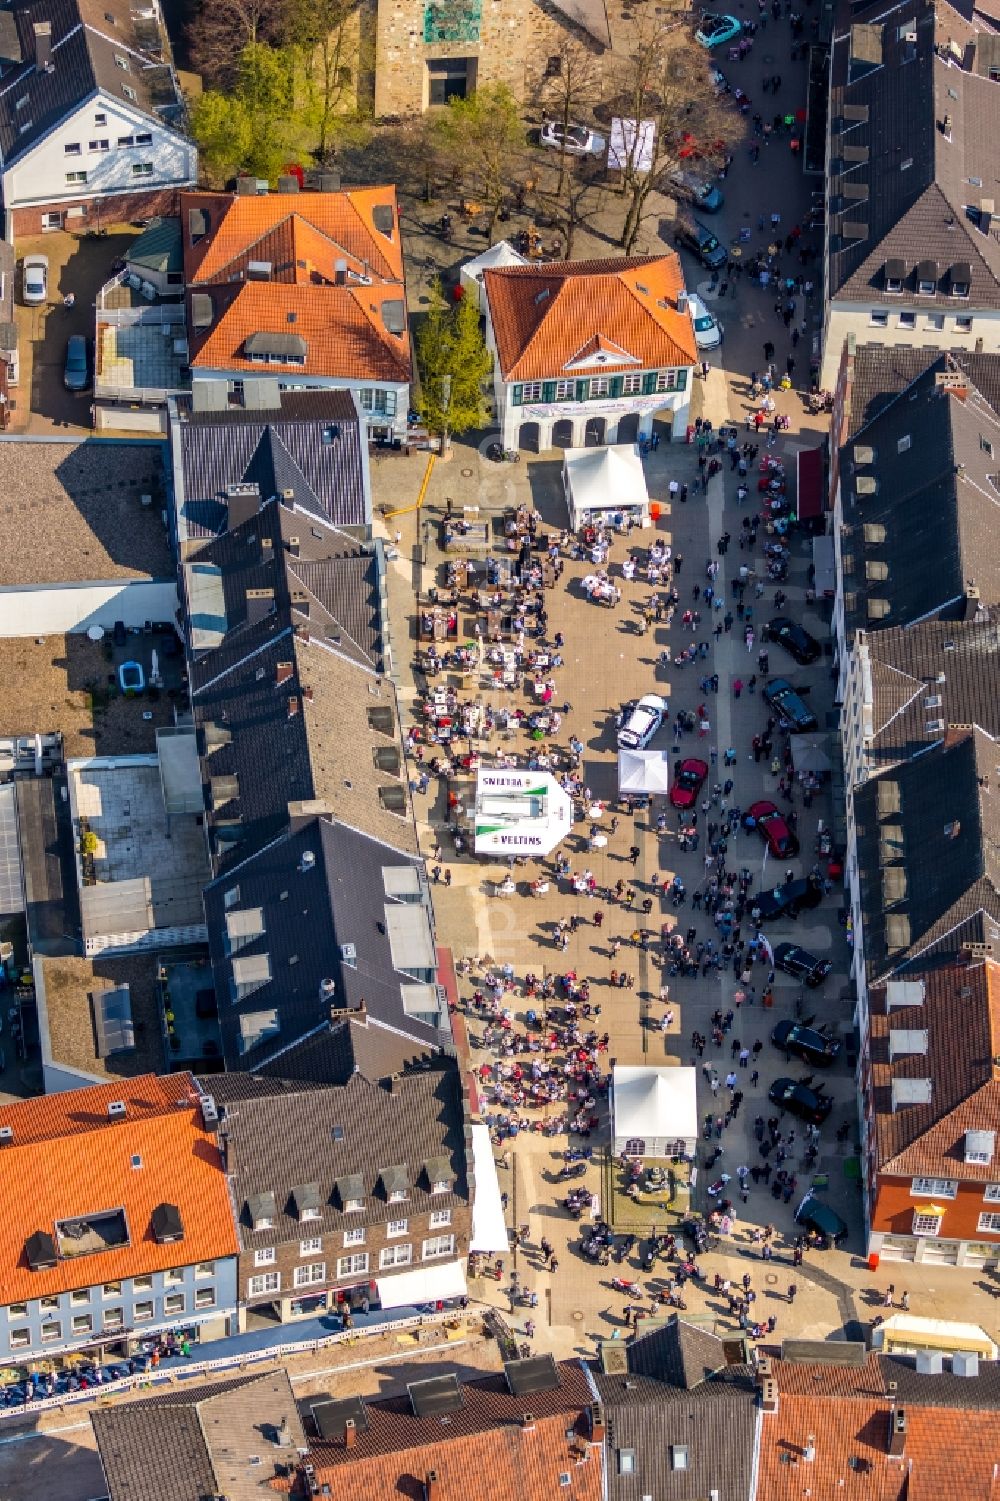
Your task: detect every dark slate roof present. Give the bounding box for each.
[208,1059,469,1250]
[827,0,1000,306]
[91,1370,306,1501]
[839,363,1000,637]
[845,346,1000,436]
[861,609,1000,773]
[255,1008,447,1086]
[172,388,368,547]
[0,0,185,166]
[202,817,443,1069]
[854,727,1000,982]
[593,1364,757,1501]
[878,1353,1000,1404]
[625,1316,732,1389]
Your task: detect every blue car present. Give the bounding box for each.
[695,12,742,47]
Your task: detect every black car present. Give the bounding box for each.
[751,874,824,922]
[762,678,818,733]
[771,1018,841,1066]
[794,1192,848,1246]
[763,617,822,665]
[673,216,728,270]
[768,1077,834,1125]
[774,942,833,988]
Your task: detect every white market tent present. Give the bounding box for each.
[460,240,528,313]
[563,444,650,530]
[618,748,672,795]
[469,1123,509,1252]
[608,117,657,175]
[612,1065,698,1158]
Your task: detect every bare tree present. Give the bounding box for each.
[602,20,740,255]
[186,0,284,90]
[537,39,603,198]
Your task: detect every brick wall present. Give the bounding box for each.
[11,187,183,239]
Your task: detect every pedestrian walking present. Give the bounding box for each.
[787,1283,797,1303]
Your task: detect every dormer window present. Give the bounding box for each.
[951,281,970,298]
[389,1188,408,1203]
[886,276,902,294]
[344,1198,364,1213]
[432,1180,450,1195]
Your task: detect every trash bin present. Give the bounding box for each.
[650,501,661,522]
[868,1252,879,1272]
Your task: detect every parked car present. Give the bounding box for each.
[22,254,48,305]
[670,757,709,809]
[63,334,89,390]
[795,1192,849,1246]
[667,167,724,213]
[774,942,832,987]
[540,121,606,156]
[618,693,667,750]
[695,12,742,47]
[751,874,824,922]
[673,216,728,270]
[762,678,818,733]
[745,799,798,858]
[768,1078,834,1125]
[771,1019,841,1067]
[763,616,822,664]
[687,292,723,350]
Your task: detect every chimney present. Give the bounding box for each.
[589,1402,606,1444]
[33,21,52,70]
[286,535,301,557]
[302,685,313,704]
[276,661,294,686]
[803,1436,816,1463]
[521,1413,536,1431]
[888,1407,906,1456]
[287,695,300,719]
[425,1470,439,1501]
[760,1378,779,1413]
[344,1418,356,1450]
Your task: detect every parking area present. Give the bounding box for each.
[11,223,141,434]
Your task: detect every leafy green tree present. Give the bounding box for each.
[189,42,313,184]
[429,84,527,241]
[416,281,493,451]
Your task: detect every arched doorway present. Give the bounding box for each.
[552,418,575,449]
[584,415,606,447]
[518,420,540,453]
[616,412,640,445]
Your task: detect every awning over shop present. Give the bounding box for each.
[874,1314,997,1359]
[618,749,672,794]
[470,1122,509,1252]
[563,445,650,531]
[376,1259,468,1311]
[812,534,835,598]
[796,445,825,523]
[474,768,572,856]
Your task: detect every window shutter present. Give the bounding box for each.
[642,372,657,395]
[675,369,688,392]
[542,381,556,402]
[610,376,624,398]
[575,379,589,401]
[512,385,522,406]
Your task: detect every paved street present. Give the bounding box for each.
[372,8,1000,1360]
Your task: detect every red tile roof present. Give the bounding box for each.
[483,255,698,382]
[866,959,1000,1179]
[759,1360,1000,1501]
[279,1362,601,1501]
[189,283,412,383]
[182,189,403,285]
[181,188,410,384]
[0,1074,237,1304]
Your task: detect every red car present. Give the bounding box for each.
[670,757,709,809]
[746,799,800,858]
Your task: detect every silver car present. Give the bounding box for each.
[617,693,668,750]
[540,122,606,157]
[22,254,48,305]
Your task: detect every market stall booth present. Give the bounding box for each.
[612,1065,698,1158]
[472,767,572,856]
[563,445,650,531]
[460,240,528,313]
[618,748,672,796]
[795,445,826,534]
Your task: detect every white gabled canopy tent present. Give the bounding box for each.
[563,444,650,530]
[612,1065,698,1157]
[460,240,528,312]
[618,748,672,794]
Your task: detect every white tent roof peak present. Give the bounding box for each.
[563,444,649,512]
[461,240,529,279]
[612,1064,698,1142]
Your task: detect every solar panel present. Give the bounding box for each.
[0,782,24,914]
[408,1373,464,1417]
[504,1354,560,1397]
[92,986,135,1058]
[311,1394,369,1441]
